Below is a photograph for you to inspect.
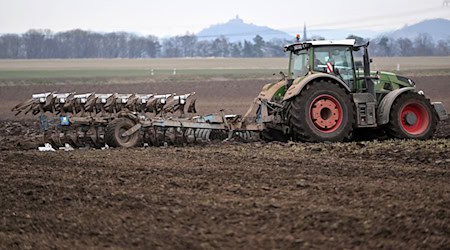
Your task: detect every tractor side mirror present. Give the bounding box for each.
[355,61,363,69]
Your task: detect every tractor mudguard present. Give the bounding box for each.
[432,102,448,121]
[283,73,351,101]
[377,87,415,125]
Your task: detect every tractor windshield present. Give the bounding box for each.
[290,50,309,79]
[313,46,355,88]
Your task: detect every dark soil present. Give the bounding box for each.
[1,138,449,249]
[0,76,449,249]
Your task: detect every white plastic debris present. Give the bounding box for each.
[59,143,74,152]
[38,143,56,152]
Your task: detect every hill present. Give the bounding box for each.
[196,17,382,42]
[197,16,292,42]
[308,29,380,40]
[388,18,450,41]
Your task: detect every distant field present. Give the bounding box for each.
[0,57,449,85]
[0,58,286,84]
[369,57,450,75]
[0,58,287,70]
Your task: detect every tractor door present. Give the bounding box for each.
[289,49,309,79]
[313,46,356,90]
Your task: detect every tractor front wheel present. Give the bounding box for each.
[105,118,140,148]
[287,80,354,142]
[387,92,437,140]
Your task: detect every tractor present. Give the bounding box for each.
[254,39,448,142]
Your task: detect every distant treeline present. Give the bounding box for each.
[0,29,449,59]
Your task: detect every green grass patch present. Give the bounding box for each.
[0,68,283,85]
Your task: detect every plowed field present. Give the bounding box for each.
[0,76,449,249]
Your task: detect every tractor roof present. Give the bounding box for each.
[285,39,356,51]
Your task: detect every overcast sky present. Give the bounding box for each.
[0,0,449,36]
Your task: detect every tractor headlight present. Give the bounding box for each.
[397,75,415,87]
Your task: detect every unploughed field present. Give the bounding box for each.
[0,57,450,84]
[0,58,449,249]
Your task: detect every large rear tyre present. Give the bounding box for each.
[105,118,140,148]
[387,92,437,140]
[287,80,354,142]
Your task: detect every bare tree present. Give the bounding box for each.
[414,33,434,56]
[22,29,47,58]
[211,36,230,57]
[435,40,450,56]
[179,33,197,57]
[0,34,22,58]
[397,38,414,56]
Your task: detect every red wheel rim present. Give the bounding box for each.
[400,102,429,135]
[309,94,343,133]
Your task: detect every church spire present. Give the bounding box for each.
[303,23,307,41]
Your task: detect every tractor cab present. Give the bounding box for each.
[286,40,357,90]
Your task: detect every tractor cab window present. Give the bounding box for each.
[290,50,309,79]
[313,46,355,88]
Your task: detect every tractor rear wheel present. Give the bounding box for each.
[287,80,353,142]
[387,92,437,140]
[105,118,140,148]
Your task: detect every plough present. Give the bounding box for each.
[12,91,260,148]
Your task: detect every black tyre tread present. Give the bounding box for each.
[286,80,354,142]
[387,92,437,140]
[260,128,289,142]
[105,118,140,148]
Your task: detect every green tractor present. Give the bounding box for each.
[256,39,448,142]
